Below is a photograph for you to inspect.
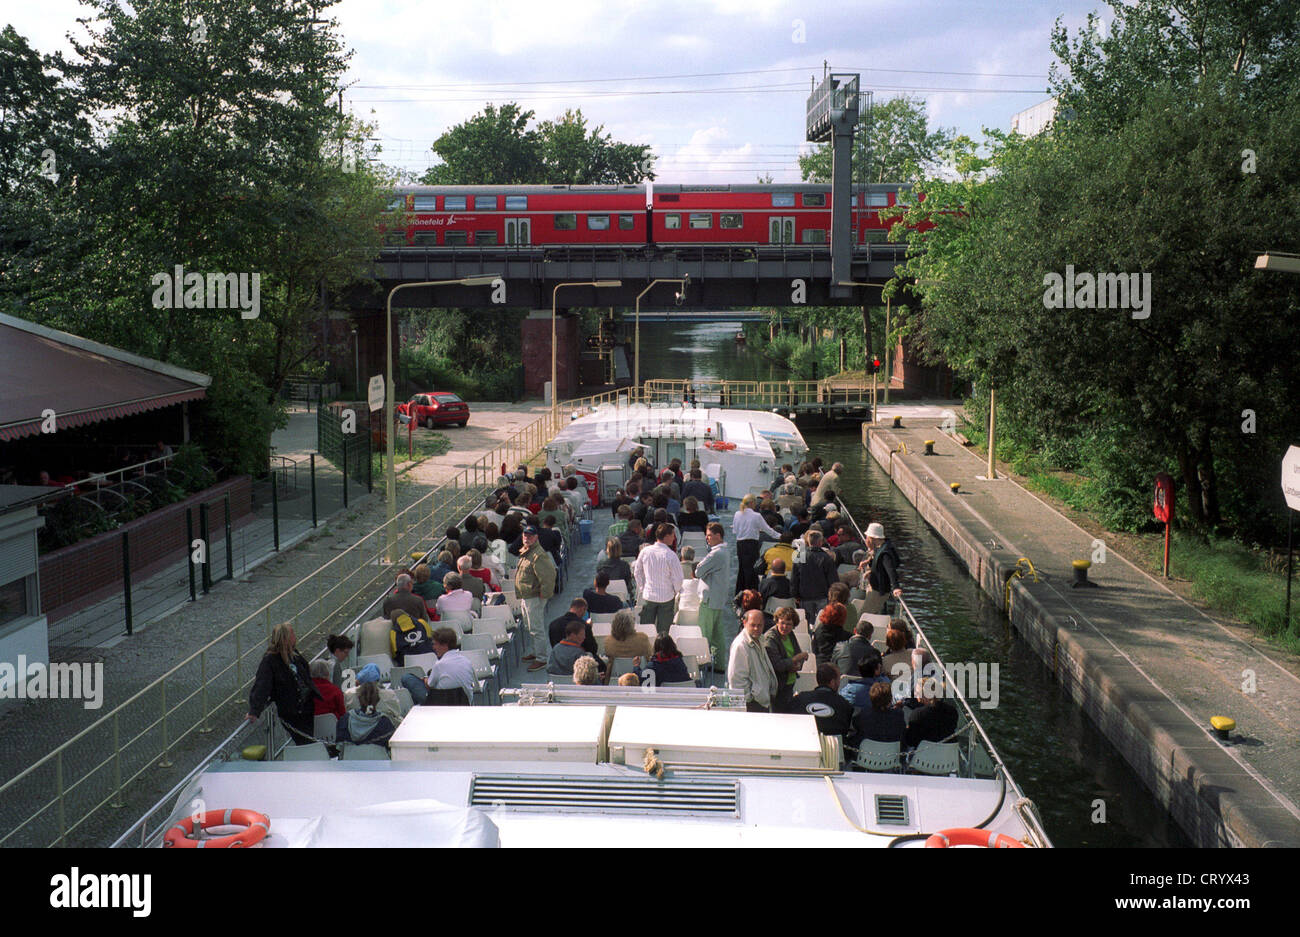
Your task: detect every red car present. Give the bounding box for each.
[396,392,469,428]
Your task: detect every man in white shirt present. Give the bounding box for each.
[633,524,682,635]
[401,627,477,705]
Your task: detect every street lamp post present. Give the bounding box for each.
[633,277,690,392]
[351,328,359,398]
[551,281,622,425]
[384,275,500,559]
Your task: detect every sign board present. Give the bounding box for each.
[1283,445,1300,512]
[367,375,385,413]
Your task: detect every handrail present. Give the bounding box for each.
[0,399,584,848]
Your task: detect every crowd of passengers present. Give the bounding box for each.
[246,453,948,760]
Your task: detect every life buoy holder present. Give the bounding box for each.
[704,440,736,451]
[924,828,1025,849]
[163,808,270,848]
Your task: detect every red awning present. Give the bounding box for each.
[0,315,210,442]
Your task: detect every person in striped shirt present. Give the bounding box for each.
[633,523,682,635]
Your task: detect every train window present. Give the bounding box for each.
[444,196,467,211]
[720,213,743,229]
[618,214,635,230]
[689,213,712,229]
[861,228,888,243]
[412,232,438,246]
[412,195,436,211]
[664,213,681,229]
[444,231,468,245]
[475,230,498,245]
[384,231,408,246]
[867,193,889,207]
[387,197,406,211]
[771,193,795,207]
[587,215,610,230]
[803,193,826,207]
[555,214,577,230]
[505,195,528,210]
[474,195,497,211]
[801,229,827,244]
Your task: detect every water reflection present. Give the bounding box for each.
[636,321,783,384]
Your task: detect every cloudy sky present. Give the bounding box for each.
[9,0,1109,182]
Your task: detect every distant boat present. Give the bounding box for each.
[734,331,746,343]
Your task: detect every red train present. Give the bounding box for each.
[382,183,913,249]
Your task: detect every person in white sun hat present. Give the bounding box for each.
[860,522,903,614]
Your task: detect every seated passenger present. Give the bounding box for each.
[617,672,641,687]
[327,633,354,687]
[583,571,625,614]
[311,660,345,720]
[572,655,602,686]
[598,539,636,601]
[456,555,486,601]
[904,677,959,748]
[840,655,890,711]
[881,627,913,682]
[400,627,477,705]
[812,602,852,669]
[435,573,476,618]
[759,559,794,604]
[762,532,796,576]
[676,496,709,532]
[382,573,428,623]
[548,619,590,676]
[388,610,434,666]
[604,609,652,670]
[853,680,907,745]
[833,619,881,679]
[791,664,856,739]
[336,681,396,748]
[645,634,691,686]
[410,563,444,607]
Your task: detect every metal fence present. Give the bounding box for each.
[641,378,872,408]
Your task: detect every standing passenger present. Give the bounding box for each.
[733,494,779,594]
[515,526,557,671]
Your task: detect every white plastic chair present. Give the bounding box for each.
[461,632,499,660]
[608,657,639,680]
[606,580,630,600]
[340,743,390,761]
[765,596,797,614]
[402,653,439,677]
[312,715,336,744]
[356,618,392,660]
[672,624,704,640]
[853,739,902,773]
[284,741,330,761]
[674,606,700,628]
[589,612,617,625]
[355,654,392,678]
[909,741,961,776]
[393,686,414,716]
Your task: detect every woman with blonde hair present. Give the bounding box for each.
[247,623,319,745]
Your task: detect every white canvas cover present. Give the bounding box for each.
[286,799,500,848]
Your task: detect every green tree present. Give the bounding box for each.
[420,103,542,185]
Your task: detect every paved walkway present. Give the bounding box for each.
[869,418,1300,846]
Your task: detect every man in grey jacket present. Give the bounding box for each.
[727,610,779,712]
[693,522,735,669]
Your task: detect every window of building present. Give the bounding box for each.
[801,229,827,243]
[412,195,436,211]
[664,213,681,229]
[444,195,467,211]
[772,193,795,207]
[474,195,497,211]
[720,213,743,229]
[505,195,528,210]
[689,213,712,229]
[587,214,610,230]
[443,231,468,245]
[475,230,498,245]
[412,232,438,245]
[0,577,30,628]
[618,214,635,230]
[554,214,577,230]
[803,193,826,207]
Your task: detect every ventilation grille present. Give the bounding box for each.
[874,794,910,826]
[470,775,739,817]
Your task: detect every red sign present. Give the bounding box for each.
[578,470,601,507]
[1153,472,1175,524]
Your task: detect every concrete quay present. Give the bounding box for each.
[864,417,1300,848]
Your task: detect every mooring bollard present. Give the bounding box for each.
[950,482,961,494]
[924,439,935,455]
[1210,716,1235,742]
[892,415,902,428]
[1071,559,1098,588]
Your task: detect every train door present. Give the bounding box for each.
[505,218,531,246]
[768,216,795,244]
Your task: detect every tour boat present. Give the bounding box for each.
[120,407,1050,849]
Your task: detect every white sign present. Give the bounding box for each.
[367,375,385,413]
[1283,446,1300,511]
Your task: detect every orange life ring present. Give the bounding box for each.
[163,808,270,848]
[924,828,1025,849]
[704,440,736,451]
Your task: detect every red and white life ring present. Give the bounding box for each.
[924,827,1025,849]
[163,808,270,848]
[704,440,736,451]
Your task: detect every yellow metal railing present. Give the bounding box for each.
[0,401,599,848]
[642,378,871,407]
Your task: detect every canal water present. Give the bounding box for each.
[637,320,1190,847]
